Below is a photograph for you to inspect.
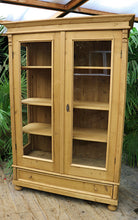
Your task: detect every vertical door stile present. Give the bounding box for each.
[59,31,65,174]
[13,33,62,172]
[64,32,74,173]
[53,32,61,173]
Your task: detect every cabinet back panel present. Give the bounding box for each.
[24,135,52,160]
[30,106,51,124]
[74,76,110,102]
[32,135,51,152]
[73,109,108,129]
[28,42,51,66]
[73,140,106,168]
[28,69,51,98]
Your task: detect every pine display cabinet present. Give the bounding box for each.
[4,14,134,210]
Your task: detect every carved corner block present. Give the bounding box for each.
[122,30,128,43]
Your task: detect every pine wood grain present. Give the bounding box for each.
[23,123,51,136]
[73,101,109,111]
[73,127,107,142]
[74,66,111,69]
[26,150,52,160]
[21,66,52,69]
[22,98,52,106]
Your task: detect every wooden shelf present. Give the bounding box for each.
[22,98,52,106]
[23,123,52,136]
[73,101,109,111]
[25,150,52,160]
[21,66,52,69]
[72,157,105,168]
[73,128,107,142]
[74,66,111,70]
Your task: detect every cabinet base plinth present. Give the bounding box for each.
[108,205,117,211]
[14,185,23,191]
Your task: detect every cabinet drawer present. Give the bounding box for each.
[17,169,113,198]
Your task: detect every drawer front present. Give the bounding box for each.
[17,169,113,198]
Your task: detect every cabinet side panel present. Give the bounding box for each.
[106,31,122,181]
[114,30,129,183]
[8,35,17,179]
[13,36,24,162]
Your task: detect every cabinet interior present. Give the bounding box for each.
[72,140,107,168]
[72,40,111,169]
[21,39,111,166]
[21,42,53,160]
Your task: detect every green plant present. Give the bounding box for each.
[123,27,138,167]
[0,24,27,170]
[0,24,11,162]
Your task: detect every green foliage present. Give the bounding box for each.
[0,24,27,168]
[123,27,138,167]
[0,24,11,162]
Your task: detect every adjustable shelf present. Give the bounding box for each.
[73,101,109,111]
[22,98,52,106]
[73,128,107,143]
[74,66,110,76]
[72,156,105,168]
[74,66,111,69]
[25,150,52,160]
[21,66,52,69]
[23,123,52,136]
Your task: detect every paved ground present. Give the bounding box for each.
[0,163,138,220]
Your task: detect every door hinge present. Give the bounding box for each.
[114,157,116,165]
[120,50,122,58]
[15,144,17,150]
[12,51,14,58]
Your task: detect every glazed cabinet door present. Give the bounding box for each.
[64,31,122,181]
[12,32,61,172]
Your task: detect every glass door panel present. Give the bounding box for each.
[13,33,60,172]
[64,31,119,180]
[21,42,53,161]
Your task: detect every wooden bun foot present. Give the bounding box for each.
[14,185,23,191]
[108,205,117,211]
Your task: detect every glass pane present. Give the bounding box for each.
[74,41,111,67]
[21,42,52,160]
[72,140,106,168]
[74,68,110,76]
[21,42,51,66]
[74,73,110,103]
[72,40,111,169]
[24,135,52,160]
[73,109,108,130]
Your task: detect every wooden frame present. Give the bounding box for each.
[3,14,134,211]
